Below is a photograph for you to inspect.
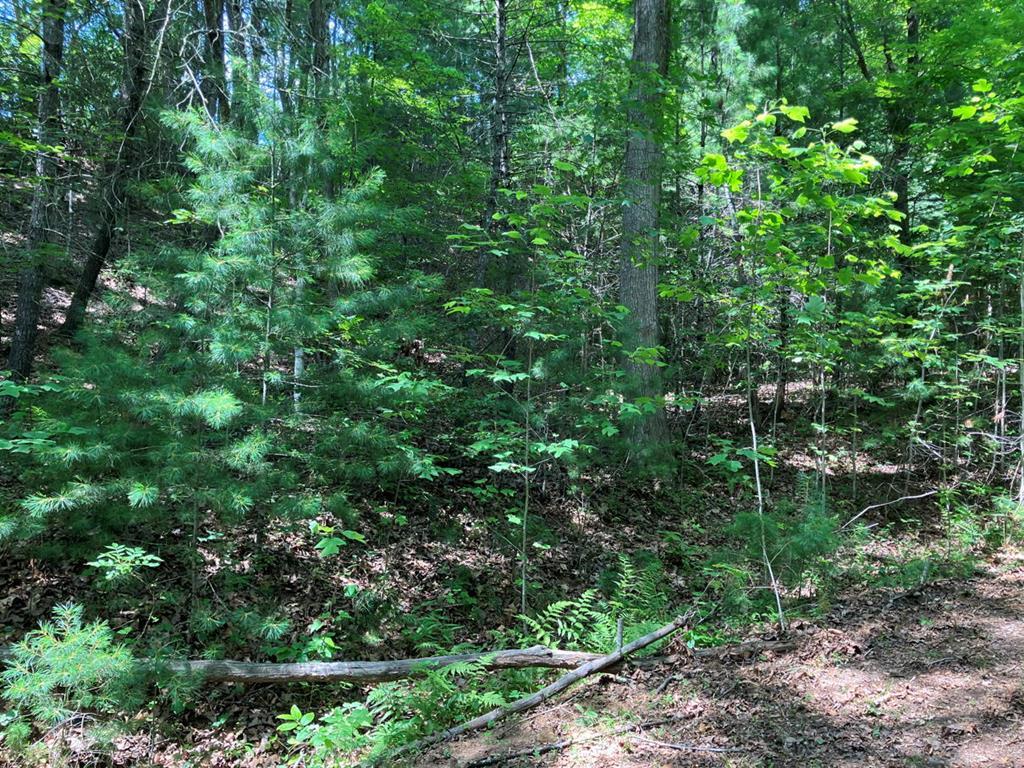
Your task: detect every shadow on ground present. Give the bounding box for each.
[421,562,1024,767]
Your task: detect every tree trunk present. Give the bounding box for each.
[6,0,66,381]
[837,1,917,246]
[202,0,229,122]
[308,0,329,98]
[619,0,669,448]
[60,0,169,336]
[887,7,918,246]
[773,286,790,420]
[225,0,246,125]
[476,0,511,287]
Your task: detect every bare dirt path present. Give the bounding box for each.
[423,560,1024,768]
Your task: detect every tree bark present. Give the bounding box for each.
[619,0,670,447]
[834,0,917,246]
[886,7,918,246]
[0,636,795,684]
[201,0,229,121]
[476,0,511,287]
[6,0,66,381]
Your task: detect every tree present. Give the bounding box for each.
[619,0,670,449]
[60,0,171,337]
[7,0,66,381]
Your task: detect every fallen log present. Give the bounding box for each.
[0,636,795,686]
[161,645,601,684]
[1,632,795,688]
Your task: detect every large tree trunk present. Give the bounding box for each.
[6,0,66,381]
[225,0,247,123]
[308,0,329,98]
[60,0,169,336]
[619,0,669,448]
[476,0,511,287]
[201,0,229,121]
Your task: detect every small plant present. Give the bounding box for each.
[724,476,840,593]
[1,603,136,727]
[277,702,373,761]
[276,657,520,766]
[520,554,672,652]
[87,542,163,582]
[309,521,366,558]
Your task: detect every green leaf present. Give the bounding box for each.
[315,537,345,557]
[780,104,810,123]
[830,117,858,134]
[722,122,750,143]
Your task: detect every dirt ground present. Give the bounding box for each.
[421,557,1024,768]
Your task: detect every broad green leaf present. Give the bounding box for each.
[831,117,858,134]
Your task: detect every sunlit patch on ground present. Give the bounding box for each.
[415,564,1024,768]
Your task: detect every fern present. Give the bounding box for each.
[520,555,672,653]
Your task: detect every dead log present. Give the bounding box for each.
[161,645,602,684]
[166,637,794,684]
[1,632,797,688]
[0,635,796,686]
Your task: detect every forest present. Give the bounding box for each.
[0,0,1023,765]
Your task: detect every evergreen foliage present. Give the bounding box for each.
[2,604,136,726]
[1,0,1023,762]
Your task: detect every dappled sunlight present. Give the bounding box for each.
[416,565,1024,767]
[2,0,1022,764]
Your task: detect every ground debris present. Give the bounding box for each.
[424,564,1024,767]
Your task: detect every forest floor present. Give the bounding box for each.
[418,553,1024,768]
[3,379,1020,767]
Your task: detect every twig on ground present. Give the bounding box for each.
[654,673,679,694]
[462,715,685,767]
[840,489,939,531]
[632,735,746,753]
